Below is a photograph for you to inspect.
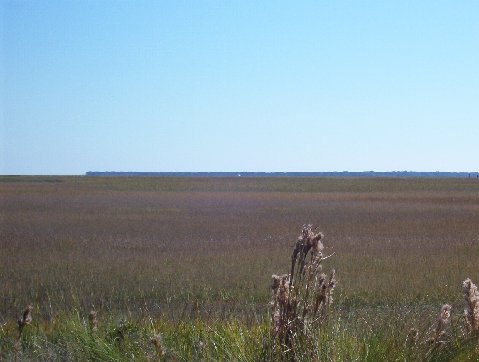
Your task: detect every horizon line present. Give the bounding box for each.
[2,170,479,177]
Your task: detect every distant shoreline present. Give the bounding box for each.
[85,171,479,178]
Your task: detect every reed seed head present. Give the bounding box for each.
[270,224,336,354]
[463,278,479,332]
[430,304,451,344]
[88,310,98,331]
[407,328,419,345]
[151,333,165,356]
[440,304,452,321]
[18,304,33,330]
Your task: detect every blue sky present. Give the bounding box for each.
[2,1,478,175]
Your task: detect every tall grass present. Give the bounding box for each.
[1,176,479,360]
[2,299,479,360]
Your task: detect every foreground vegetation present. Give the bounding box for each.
[1,176,479,360]
[2,307,478,361]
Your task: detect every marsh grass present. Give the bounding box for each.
[1,176,479,360]
[2,306,479,361]
[2,177,478,318]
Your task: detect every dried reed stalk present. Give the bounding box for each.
[463,278,479,334]
[270,224,336,358]
[17,305,33,339]
[151,333,166,358]
[429,304,451,345]
[406,328,419,347]
[88,310,98,332]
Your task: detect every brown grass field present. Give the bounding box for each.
[1,176,478,325]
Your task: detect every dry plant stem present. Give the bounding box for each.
[270,224,336,359]
[17,304,33,339]
[151,333,166,358]
[406,328,418,346]
[463,278,479,334]
[88,310,98,332]
[429,304,451,345]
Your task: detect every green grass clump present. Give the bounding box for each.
[1,307,479,361]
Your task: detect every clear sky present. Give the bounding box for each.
[2,1,478,175]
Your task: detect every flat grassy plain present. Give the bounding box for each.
[1,176,479,360]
